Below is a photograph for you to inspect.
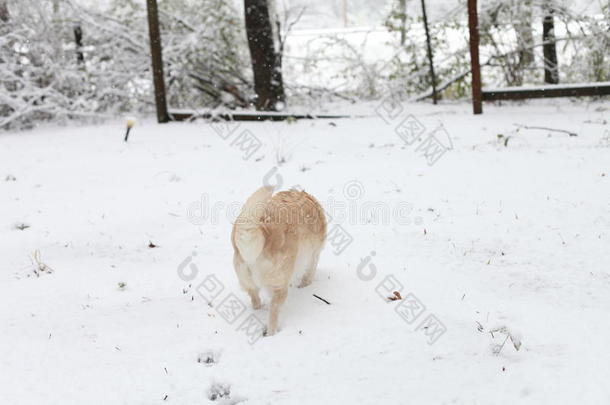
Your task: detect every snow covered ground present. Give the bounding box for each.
[1,101,609,404]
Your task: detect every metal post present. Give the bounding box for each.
[146,0,169,123]
[467,0,482,114]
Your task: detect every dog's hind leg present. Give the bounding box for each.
[298,247,322,288]
[266,287,288,336]
[245,285,262,310]
[233,254,262,309]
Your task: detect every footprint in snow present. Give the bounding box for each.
[207,383,247,404]
[197,350,220,366]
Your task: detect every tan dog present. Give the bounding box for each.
[231,186,327,336]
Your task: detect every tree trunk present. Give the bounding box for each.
[513,0,533,85]
[420,0,437,104]
[146,0,169,123]
[398,0,406,45]
[542,3,559,84]
[467,0,482,114]
[244,0,285,111]
[0,0,9,23]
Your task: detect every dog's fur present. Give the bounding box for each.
[231,186,327,336]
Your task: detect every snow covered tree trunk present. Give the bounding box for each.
[244,0,285,111]
[542,2,559,84]
[398,0,406,45]
[420,0,437,103]
[514,0,534,76]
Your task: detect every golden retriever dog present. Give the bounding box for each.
[231,186,327,336]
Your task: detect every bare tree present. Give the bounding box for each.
[244,0,285,111]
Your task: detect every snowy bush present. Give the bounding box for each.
[1,0,147,130]
[288,0,610,102]
[383,9,470,100]
[1,0,608,130]
[0,0,249,130]
[154,0,251,109]
[478,0,610,87]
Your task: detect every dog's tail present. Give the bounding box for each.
[233,186,273,264]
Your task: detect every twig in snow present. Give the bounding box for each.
[513,124,577,137]
[31,250,53,276]
[313,294,331,305]
[489,326,522,354]
[493,334,511,355]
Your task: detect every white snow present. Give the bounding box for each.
[1,101,609,404]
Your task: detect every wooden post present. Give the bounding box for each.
[74,25,84,64]
[467,0,482,114]
[420,0,437,104]
[146,0,169,123]
[542,1,559,84]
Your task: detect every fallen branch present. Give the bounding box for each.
[513,124,577,137]
[411,69,472,101]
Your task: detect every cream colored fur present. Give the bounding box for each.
[231,186,327,336]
